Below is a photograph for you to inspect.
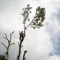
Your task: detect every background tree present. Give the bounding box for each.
[0,55,5,60]
[17,4,45,60]
[1,31,15,60]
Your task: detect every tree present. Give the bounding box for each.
[1,31,15,60]
[0,55,5,60]
[1,4,45,60]
[17,4,45,60]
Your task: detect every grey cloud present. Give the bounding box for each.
[0,0,60,60]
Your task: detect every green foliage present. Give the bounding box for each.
[21,4,45,29]
[31,6,45,29]
[21,4,32,24]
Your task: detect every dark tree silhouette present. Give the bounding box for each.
[0,55,5,60]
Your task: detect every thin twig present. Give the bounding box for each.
[1,42,7,49]
[26,18,35,29]
[11,31,14,35]
[26,21,32,29]
[3,37,9,41]
[10,43,15,45]
[10,31,14,41]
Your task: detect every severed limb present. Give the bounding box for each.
[23,50,27,60]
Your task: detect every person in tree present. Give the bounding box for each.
[19,31,25,42]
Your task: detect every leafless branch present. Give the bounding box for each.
[3,34,10,41]
[5,33,7,37]
[2,31,15,60]
[10,43,15,45]
[4,52,6,54]
[1,42,7,49]
[10,33,11,42]
[11,31,14,36]
[10,31,14,41]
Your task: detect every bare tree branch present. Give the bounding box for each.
[11,31,14,36]
[10,43,15,45]
[10,33,11,42]
[5,33,7,38]
[3,37,9,42]
[21,45,23,47]
[1,42,7,49]
[2,31,15,60]
[10,31,14,42]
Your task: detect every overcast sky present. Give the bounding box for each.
[0,0,60,60]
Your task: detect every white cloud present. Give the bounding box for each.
[0,0,60,60]
[49,55,60,60]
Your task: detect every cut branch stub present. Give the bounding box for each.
[10,43,15,45]
[23,50,27,60]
